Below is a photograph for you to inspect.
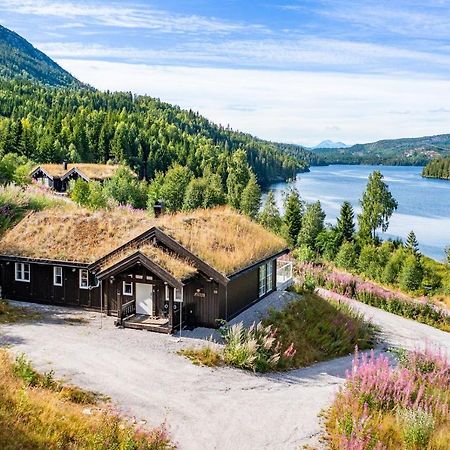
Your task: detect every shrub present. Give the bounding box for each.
[219,321,294,373]
[334,241,358,271]
[325,348,449,450]
[293,244,316,263]
[397,408,435,449]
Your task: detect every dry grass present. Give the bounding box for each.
[0,207,153,263]
[158,207,287,275]
[100,242,197,280]
[36,163,123,180]
[0,350,174,450]
[0,206,286,274]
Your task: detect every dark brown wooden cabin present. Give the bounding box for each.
[30,163,123,192]
[0,207,292,334]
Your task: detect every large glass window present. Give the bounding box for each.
[266,262,273,292]
[15,263,30,282]
[53,266,63,286]
[259,264,267,297]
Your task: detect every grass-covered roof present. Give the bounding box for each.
[0,206,287,275]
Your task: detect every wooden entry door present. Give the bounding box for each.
[136,283,153,315]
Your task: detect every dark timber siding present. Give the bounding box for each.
[0,260,100,309]
[225,259,277,320]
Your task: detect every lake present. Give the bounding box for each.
[265,165,450,262]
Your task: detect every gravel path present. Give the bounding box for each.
[1,294,449,450]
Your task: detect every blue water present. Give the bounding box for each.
[265,165,450,261]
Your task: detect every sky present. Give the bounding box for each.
[2,0,450,146]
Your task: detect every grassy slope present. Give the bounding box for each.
[263,291,375,369]
[0,350,173,450]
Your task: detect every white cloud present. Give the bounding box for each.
[2,0,266,35]
[57,59,450,146]
[37,37,450,73]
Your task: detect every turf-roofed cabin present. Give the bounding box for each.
[30,162,122,192]
[0,206,292,333]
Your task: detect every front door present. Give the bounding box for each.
[136,283,153,315]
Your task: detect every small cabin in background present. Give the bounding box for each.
[0,207,293,334]
[30,163,122,192]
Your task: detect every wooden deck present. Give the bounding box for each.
[121,314,171,333]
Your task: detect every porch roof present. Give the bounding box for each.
[95,251,185,289]
[97,242,197,282]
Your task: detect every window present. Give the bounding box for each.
[53,266,63,286]
[266,262,273,292]
[165,285,170,301]
[123,281,133,296]
[79,269,89,289]
[15,263,30,282]
[174,287,183,302]
[259,264,267,297]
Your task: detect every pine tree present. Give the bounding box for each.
[226,149,250,209]
[405,230,420,256]
[240,172,261,219]
[297,201,326,249]
[358,171,398,241]
[283,188,303,246]
[259,191,282,232]
[337,201,355,242]
[334,241,358,271]
[399,254,423,291]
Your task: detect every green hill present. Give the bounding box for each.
[0,24,313,185]
[313,134,450,165]
[0,25,82,87]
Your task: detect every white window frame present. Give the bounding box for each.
[165,284,170,301]
[79,269,89,289]
[15,263,30,282]
[174,287,183,303]
[266,261,273,292]
[53,266,63,286]
[259,264,267,297]
[123,280,133,296]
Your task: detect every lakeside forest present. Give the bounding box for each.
[422,156,450,180]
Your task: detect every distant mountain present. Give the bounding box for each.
[311,134,450,166]
[312,140,349,149]
[0,24,81,87]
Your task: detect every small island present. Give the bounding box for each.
[422,156,450,180]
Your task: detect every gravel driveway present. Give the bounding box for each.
[1,295,449,450]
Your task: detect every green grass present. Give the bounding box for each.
[263,289,376,369]
[0,350,174,449]
[178,347,222,367]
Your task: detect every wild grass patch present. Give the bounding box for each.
[263,289,376,369]
[324,347,450,449]
[0,300,40,324]
[178,346,222,367]
[0,350,174,449]
[181,289,375,373]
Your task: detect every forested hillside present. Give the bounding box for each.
[0,25,81,87]
[422,156,450,180]
[312,134,450,165]
[0,79,306,184]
